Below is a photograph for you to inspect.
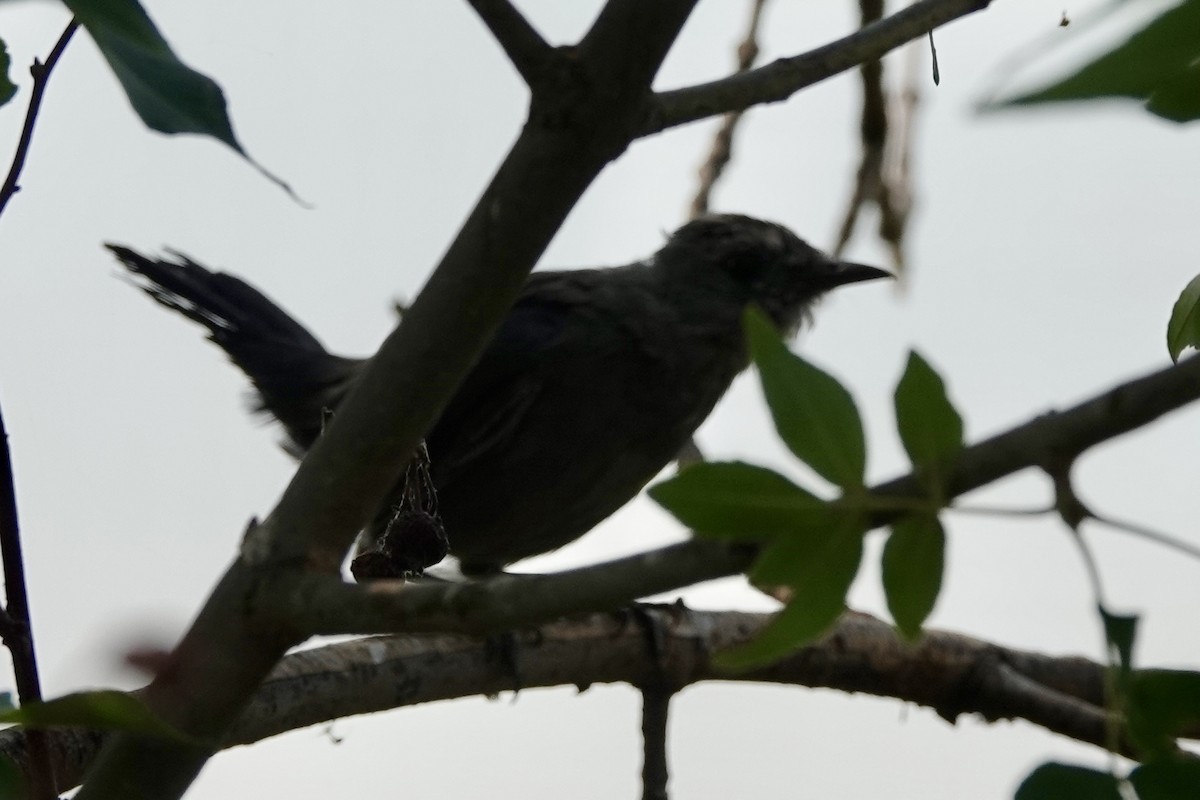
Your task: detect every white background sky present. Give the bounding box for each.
[0,1,1198,797]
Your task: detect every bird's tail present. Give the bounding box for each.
[107,245,362,453]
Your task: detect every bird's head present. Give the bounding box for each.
[656,214,891,334]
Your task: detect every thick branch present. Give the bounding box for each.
[75,4,701,797]
[644,0,990,135]
[0,611,1141,792]
[466,0,554,87]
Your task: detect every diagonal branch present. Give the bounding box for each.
[643,0,990,136]
[876,352,1200,519]
[0,18,79,223]
[466,0,555,87]
[74,3,701,797]
[256,354,1200,640]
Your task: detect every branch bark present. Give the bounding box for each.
[74,3,701,797]
[0,610,1149,792]
[0,19,79,223]
[242,354,1200,642]
[644,0,990,135]
[465,0,554,88]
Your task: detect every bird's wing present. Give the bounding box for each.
[426,269,601,485]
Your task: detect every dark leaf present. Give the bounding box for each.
[0,38,15,108]
[649,462,830,540]
[1128,670,1200,757]
[1167,274,1200,362]
[64,0,239,144]
[63,0,298,196]
[1130,759,1200,800]
[0,754,21,797]
[744,307,865,489]
[1015,762,1122,800]
[882,514,945,640]
[1100,606,1138,675]
[1001,0,1200,123]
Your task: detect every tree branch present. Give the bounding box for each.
[875,353,1200,522]
[643,0,990,136]
[687,0,769,219]
[0,610,1156,793]
[250,355,1200,641]
[75,3,701,797]
[640,685,672,800]
[253,540,752,636]
[0,19,78,223]
[466,0,555,88]
[0,400,55,798]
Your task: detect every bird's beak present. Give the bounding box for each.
[817,260,893,289]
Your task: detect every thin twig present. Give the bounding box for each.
[832,0,919,270]
[0,19,79,223]
[0,399,55,798]
[949,503,1055,518]
[641,686,672,800]
[1089,513,1200,562]
[687,0,769,218]
[644,0,990,135]
[833,0,886,258]
[466,0,554,88]
[678,0,771,471]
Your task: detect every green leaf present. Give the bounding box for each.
[882,514,945,640]
[748,509,866,587]
[744,307,865,489]
[1130,759,1200,800]
[0,690,186,740]
[1100,606,1138,675]
[62,0,298,197]
[64,0,238,144]
[1167,274,1200,362]
[718,514,865,669]
[1001,0,1200,123]
[650,462,830,540]
[1127,670,1200,757]
[0,38,16,108]
[893,351,963,477]
[1015,763,1122,800]
[0,754,21,798]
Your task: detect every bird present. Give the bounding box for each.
[108,214,890,575]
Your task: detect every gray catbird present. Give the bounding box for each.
[108,214,889,574]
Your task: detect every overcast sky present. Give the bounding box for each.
[0,1,1198,797]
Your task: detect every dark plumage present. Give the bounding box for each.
[108,214,889,573]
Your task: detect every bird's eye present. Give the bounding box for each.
[722,249,768,285]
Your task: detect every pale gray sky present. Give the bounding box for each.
[0,1,1198,798]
